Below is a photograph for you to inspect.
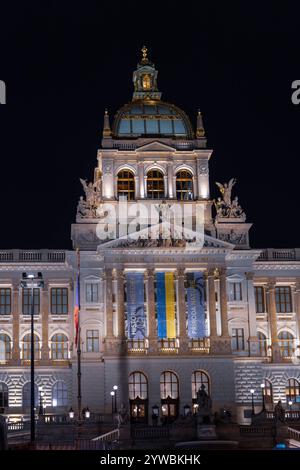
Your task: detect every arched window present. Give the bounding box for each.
[160,371,179,399]
[286,378,300,402]
[160,371,179,421]
[278,331,294,358]
[176,170,193,200]
[263,379,273,406]
[191,371,210,399]
[22,382,38,408]
[117,170,135,201]
[51,334,68,360]
[257,332,268,357]
[129,372,148,423]
[129,372,148,400]
[0,382,8,408]
[0,333,11,361]
[52,381,68,407]
[22,333,40,360]
[147,170,164,199]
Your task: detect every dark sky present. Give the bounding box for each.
[0,2,300,250]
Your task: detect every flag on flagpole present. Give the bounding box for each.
[74,250,80,348]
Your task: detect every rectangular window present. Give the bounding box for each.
[275,286,292,313]
[0,288,11,315]
[254,286,265,313]
[231,328,245,351]
[22,288,40,315]
[228,282,242,301]
[86,330,99,352]
[51,288,68,315]
[85,283,99,303]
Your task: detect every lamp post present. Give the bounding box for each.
[110,391,115,416]
[288,399,293,411]
[20,272,44,444]
[38,387,44,417]
[260,382,266,412]
[113,385,118,413]
[69,407,75,419]
[250,389,255,415]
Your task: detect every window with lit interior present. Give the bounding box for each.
[52,381,68,407]
[51,333,68,360]
[22,333,40,360]
[176,170,193,200]
[278,331,294,357]
[286,378,300,403]
[117,170,135,201]
[146,170,164,199]
[0,333,11,361]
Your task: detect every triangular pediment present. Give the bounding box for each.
[97,223,235,252]
[136,141,177,152]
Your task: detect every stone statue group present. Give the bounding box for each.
[214,178,246,220]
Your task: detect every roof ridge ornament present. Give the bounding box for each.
[141,45,149,64]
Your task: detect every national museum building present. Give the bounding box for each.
[0,49,299,425]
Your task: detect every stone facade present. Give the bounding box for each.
[0,51,300,425]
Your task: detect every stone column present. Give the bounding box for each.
[207,270,217,337]
[163,175,168,198]
[138,162,145,199]
[267,280,280,362]
[246,272,259,356]
[11,284,20,363]
[104,269,114,353]
[176,268,188,352]
[167,162,174,199]
[146,269,157,353]
[295,280,300,358]
[134,176,139,199]
[116,269,125,340]
[217,269,231,353]
[41,286,50,362]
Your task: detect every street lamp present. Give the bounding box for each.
[250,389,255,415]
[69,407,75,419]
[85,407,90,419]
[20,272,44,443]
[260,382,266,411]
[113,385,118,413]
[288,399,293,411]
[110,391,115,416]
[183,404,191,417]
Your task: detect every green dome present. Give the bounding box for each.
[113,100,194,139]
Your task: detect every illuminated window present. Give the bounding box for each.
[22,334,40,360]
[142,74,151,90]
[129,372,148,400]
[160,371,178,399]
[52,381,68,407]
[278,331,294,357]
[176,170,193,200]
[51,288,68,315]
[51,333,68,360]
[275,286,292,313]
[257,332,268,356]
[191,371,210,400]
[228,282,242,301]
[86,330,99,353]
[263,379,273,405]
[286,378,300,402]
[0,334,11,361]
[0,288,11,315]
[22,288,40,315]
[117,170,135,201]
[147,170,164,199]
[254,286,265,313]
[231,328,245,351]
[22,382,38,408]
[0,382,8,408]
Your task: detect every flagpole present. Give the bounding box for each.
[76,248,82,421]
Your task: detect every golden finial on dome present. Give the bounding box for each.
[141,45,148,63]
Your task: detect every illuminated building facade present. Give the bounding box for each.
[0,48,300,425]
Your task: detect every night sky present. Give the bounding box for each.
[0,2,300,250]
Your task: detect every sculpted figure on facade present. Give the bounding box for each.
[77,177,102,219]
[214,178,246,221]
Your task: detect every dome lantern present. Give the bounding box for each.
[132,45,162,101]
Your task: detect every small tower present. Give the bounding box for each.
[102,109,112,138]
[196,110,205,138]
[132,46,162,101]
